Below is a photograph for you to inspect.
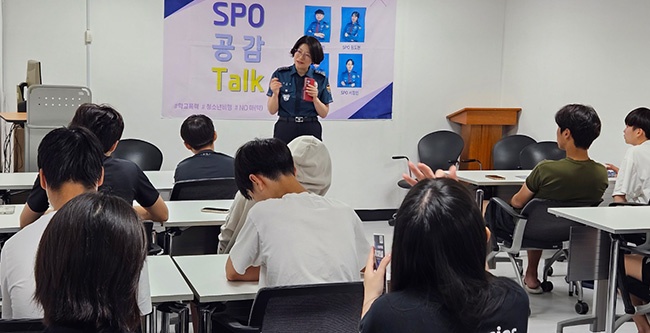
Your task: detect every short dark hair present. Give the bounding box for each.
[234,138,295,199]
[37,127,104,191]
[351,11,360,18]
[290,35,324,64]
[346,58,354,66]
[180,114,215,150]
[391,178,505,331]
[625,107,650,140]
[315,9,324,15]
[34,192,146,332]
[69,103,124,153]
[554,104,601,149]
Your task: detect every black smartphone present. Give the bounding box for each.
[201,207,229,213]
[485,174,506,180]
[373,233,385,269]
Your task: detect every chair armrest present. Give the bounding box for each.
[489,197,525,219]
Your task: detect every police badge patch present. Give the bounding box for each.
[282,94,290,101]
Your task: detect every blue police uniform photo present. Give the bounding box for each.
[342,10,364,42]
[305,8,330,42]
[338,57,362,88]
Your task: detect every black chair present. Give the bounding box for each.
[492,135,536,170]
[394,130,466,188]
[170,178,238,201]
[486,197,601,293]
[144,221,163,255]
[166,178,238,256]
[0,319,45,332]
[519,141,565,170]
[220,282,364,333]
[112,139,163,171]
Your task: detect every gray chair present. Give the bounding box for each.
[492,135,536,170]
[220,282,364,333]
[519,141,565,170]
[166,178,238,256]
[112,139,163,171]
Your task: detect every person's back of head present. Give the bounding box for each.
[180,114,216,151]
[625,107,650,140]
[34,192,146,332]
[69,103,124,154]
[38,127,104,191]
[554,104,601,149]
[287,135,331,195]
[234,138,295,200]
[391,178,496,331]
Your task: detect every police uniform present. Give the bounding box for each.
[340,70,361,87]
[267,65,333,143]
[343,22,362,42]
[306,20,330,42]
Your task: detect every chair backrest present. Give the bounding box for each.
[0,319,45,332]
[25,85,92,171]
[492,135,536,170]
[248,282,363,333]
[170,178,238,201]
[519,141,565,170]
[112,139,163,171]
[417,130,464,171]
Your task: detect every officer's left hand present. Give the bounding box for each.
[306,81,319,101]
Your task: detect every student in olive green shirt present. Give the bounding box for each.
[486,104,608,294]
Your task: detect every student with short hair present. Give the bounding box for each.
[19,103,168,228]
[0,127,152,319]
[35,192,146,333]
[485,104,608,294]
[174,114,234,182]
[225,138,369,287]
[361,178,529,332]
[606,107,650,203]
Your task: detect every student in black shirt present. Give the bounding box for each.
[360,178,529,333]
[19,103,168,228]
[174,114,234,182]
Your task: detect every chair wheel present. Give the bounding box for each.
[541,281,553,292]
[575,301,589,314]
[546,267,554,276]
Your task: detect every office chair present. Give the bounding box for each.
[166,178,238,256]
[394,130,469,188]
[492,135,536,170]
[0,319,45,332]
[486,197,601,292]
[519,141,565,170]
[112,139,163,171]
[219,281,364,333]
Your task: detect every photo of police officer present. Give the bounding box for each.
[340,8,366,42]
[305,7,331,43]
[311,53,330,78]
[338,54,362,88]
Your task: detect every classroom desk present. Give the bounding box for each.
[0,170,174,191]
[548,206,650,333]
[147,255,194,333]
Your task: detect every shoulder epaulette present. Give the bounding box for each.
[314,69,326,77]
[277,66,291,71]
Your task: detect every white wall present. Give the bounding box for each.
[1,0,509,208]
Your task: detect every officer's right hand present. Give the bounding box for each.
[270,78,282,95]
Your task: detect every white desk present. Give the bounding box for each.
[157,200,232,228]
[456,170,532,186]
[148,255,194,303]
[0,170,174,191]
[549,206,650,333]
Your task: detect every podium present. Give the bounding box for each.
[447,107,522,170]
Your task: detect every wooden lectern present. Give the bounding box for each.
[447,107,522,170]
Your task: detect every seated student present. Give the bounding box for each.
[174,114,235,182]
[19,103,168,228]
[485,104,608,294]
[0,127,151,319]
[218,135,331,254]
[605,107,650,203]
[225,138,369,286]
[34,192,146,333]
[361,178,529,333]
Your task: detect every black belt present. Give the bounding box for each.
[278,116,318,123]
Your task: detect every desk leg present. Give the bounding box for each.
[605,238,620,333]
[147,307,157,333]
[198,303,218,333]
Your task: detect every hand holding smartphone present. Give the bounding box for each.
[303,78,316,101]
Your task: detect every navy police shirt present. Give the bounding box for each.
[266,65,333,118]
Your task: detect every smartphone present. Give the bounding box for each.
[201,207,229,213]
[373,233,385,269]
[0,206,15,215]
[485,174,506,180]
[303,78,315,101]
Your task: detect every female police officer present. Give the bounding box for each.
[267,35,332,143]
